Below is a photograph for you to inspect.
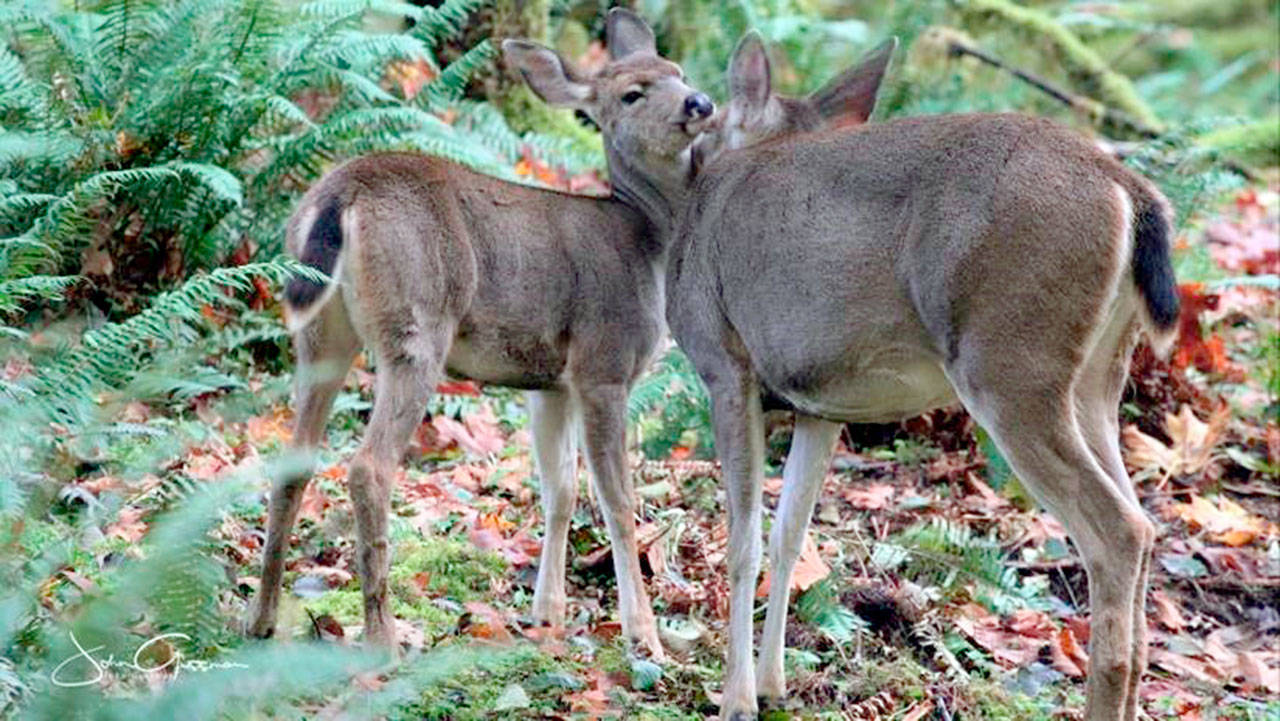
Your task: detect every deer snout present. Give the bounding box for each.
[684,92,714,120]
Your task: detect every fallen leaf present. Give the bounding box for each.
[1123,404,1229,479]
[309,613,345,642]
[1150,589,1186,632]
[105,507,147,542]
[1050,626,1089,677]
[459,601,511,641]
[1172,494,1277,546]
[431,407,504,457]
[757,531,830,597]
[844,482,895,510]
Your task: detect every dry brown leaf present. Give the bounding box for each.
[844,482,895,510]
[105,506,147,542]
[1150,589,1186,632]
[459,601,511,641]
[1123,404,1229,479]
[1172,494,1277,546]
[432,408,505,458]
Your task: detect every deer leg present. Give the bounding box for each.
[576,383,662,659]
[958,384,1152,721]
[349,350,439,652]
[707,374,766,720]
[528,390,579,629]
[756,415,840,705]
[250,298,359,639]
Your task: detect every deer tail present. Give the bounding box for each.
[283,194,346,333]
[1127,182,1179,356]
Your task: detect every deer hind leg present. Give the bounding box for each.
[950,364,1151,721]
[575,382,663,659]
[756,415,841,706]
[528,390,579,629]
[1074,299,1152,720]
[349,333,446,651]
[250,296,360,639]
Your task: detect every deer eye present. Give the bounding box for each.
[621,90,644,105]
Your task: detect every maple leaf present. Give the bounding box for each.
[1123,404,1229,480]
[458,601,511,641]
[245,406,293,445]
[435,379,481,396]
[952,603,1060,669]
[1172,494,1278,546]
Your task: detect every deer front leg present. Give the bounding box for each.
[528,390,579,628]
[756,416,840,706]
[576,383,663,659]
[708,375,767,720]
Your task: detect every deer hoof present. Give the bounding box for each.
[757,694,787,711]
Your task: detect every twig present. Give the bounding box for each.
[945,39,1161,139]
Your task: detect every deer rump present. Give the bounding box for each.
[672,112,1177,423]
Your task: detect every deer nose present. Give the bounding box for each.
[683,93,714,120]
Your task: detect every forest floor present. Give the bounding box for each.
[16,185,1278,720]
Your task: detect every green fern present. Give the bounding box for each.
[871,517,1047,614]
[628,347,714,460]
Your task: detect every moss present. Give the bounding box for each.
[1197,117,1280,168]
[301,536,507,636]
[959,0,1163,134]
[389,537,508,602]
[497,84,604,158]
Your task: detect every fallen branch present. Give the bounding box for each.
[942,36,1161,139]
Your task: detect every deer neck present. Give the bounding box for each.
[604,138,691,243]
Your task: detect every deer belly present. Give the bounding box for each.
[444,330,568,390]
[773,356,957,424]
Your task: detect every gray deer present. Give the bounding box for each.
[666,31,1179,721]
[247,9,713,657]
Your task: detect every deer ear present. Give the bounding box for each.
[728,31,771,114]
[808,37,897,127]
[502,39,593,108]
[606,8,656,59]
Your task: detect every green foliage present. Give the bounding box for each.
[794,577,866,644]
[1121,120,1251,227]
[871,518,1049,614]
[628,347,713,460]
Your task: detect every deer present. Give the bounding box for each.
[246,9,714,658]
[660,31,1180,721]
[250,9,895,662]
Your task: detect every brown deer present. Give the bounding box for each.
[662,32,1179,721]
[246,9,715,658]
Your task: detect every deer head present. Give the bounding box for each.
[502,9,714,225]
[691,31,898,169]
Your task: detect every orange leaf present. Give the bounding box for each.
[106,506,147,542]
[757,532,829,596]
[843,482,895,510]
[1150,589,1186,632]
[1172,495,1277,546]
